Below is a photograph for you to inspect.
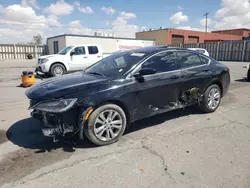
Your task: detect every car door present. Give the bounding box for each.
[86,46,102,68]
[69,46,89,71]
[176,50,212,96]
[133,50,183,120]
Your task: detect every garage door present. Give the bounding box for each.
[172,35,184,45]
[188,36,199,44]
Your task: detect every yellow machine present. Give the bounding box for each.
[21,71,36,87]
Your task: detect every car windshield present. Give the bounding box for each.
[85,50,148,78]
[58,46,74,55]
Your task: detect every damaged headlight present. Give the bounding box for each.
[31,98,78,113]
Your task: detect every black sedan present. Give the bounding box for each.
[26,46,230,146]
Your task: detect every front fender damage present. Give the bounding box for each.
[78,107,93,140]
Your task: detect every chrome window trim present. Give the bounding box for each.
[126,49,211,79]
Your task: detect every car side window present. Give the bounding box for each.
[72,47,86,55]
[88,46,99,54]
[141,51,178,73]
[177,51,205,69]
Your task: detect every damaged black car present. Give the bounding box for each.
[26,46,230,146]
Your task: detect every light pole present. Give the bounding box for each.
[204,12,209,32]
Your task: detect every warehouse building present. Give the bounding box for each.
[46,34,155,55]
[212,28,250,38]
[136,28,245,45]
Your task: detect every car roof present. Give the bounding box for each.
[128,46,185,55]
[69,44,101,48]
[129,46,205,56]
[188,48,207,50]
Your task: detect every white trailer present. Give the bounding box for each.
[46,34,155,56]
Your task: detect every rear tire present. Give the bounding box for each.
[50,63,66,77]
[247,68,250,82]
[199,84,221,113]
[84,104,127,146]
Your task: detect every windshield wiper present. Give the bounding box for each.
[87,72,106,77]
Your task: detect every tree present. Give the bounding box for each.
[33,34,43,45]
[31,34,43,45]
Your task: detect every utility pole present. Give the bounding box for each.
[204,12,209,32]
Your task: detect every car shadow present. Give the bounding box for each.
[235,78,249,83]
[6,118,97,153]
[7,107,202,152]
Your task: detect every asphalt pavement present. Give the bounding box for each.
[0,59,250,188]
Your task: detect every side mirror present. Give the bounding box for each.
[134,67,156,77]
[70,51,75,56]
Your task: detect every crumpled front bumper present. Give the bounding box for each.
[31,109,77,138]
[30,107,93,141]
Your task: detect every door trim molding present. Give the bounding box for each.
[126,49,211,79]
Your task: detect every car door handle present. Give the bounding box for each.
[83,56,87,58]
[97,56,101,58]
[170,75,180,79]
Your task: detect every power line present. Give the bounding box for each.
[203,12,209,32]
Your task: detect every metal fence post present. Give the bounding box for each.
[13,44,17,59]
[35,45,38,59]
[242,41,246,62]
[230,41,233,61]
[24,46,27,59]
[216,42,220,61]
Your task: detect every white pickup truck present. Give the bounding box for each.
[188,48,210,57]
[35,45,104,77]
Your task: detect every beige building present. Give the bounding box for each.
[46,34,155,55]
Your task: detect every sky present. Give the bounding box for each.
[0,0,250,43]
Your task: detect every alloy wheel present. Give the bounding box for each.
[94,110,123,141]
[207,88,221,110]
[54,66,63,76]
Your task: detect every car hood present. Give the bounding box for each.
[26,72,108,101]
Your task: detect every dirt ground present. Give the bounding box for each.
[0,59,250,188]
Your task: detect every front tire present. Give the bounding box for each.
[199,84,221,113]
[50,63,66,77]
[84,104,127,146]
